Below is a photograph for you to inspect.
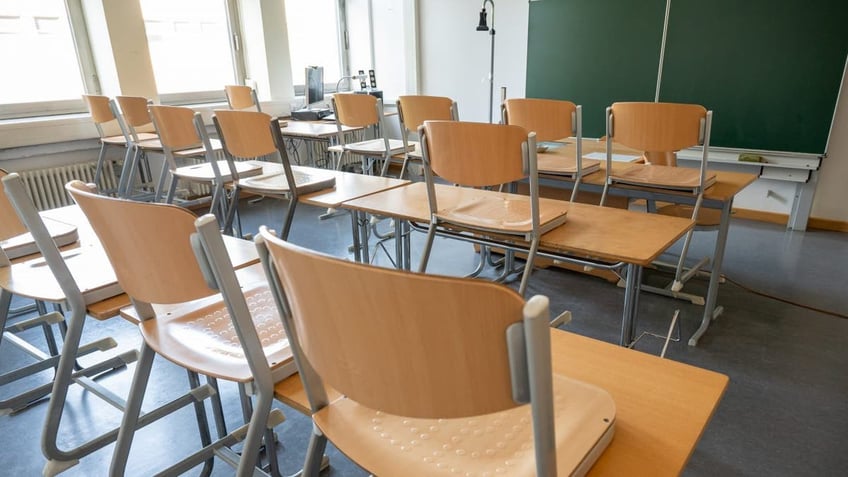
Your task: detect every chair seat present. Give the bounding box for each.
[172,160,264,183]
[392,141,421,159]
[237,168,336,196]
[329,138,413,156]
[139,285,295,382]
[537,155,601,178]
[658,203,722,226]
[136,137,164,151]
[173,138,223,159]
[610,164,716,191]
[101,135,130,146]
[436,190,569,237]
[313,374,615,477]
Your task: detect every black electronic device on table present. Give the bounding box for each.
[292,65,332,120]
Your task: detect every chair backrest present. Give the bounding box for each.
[503,98,579,143]
[65,181,213,307]
[397,95,457,135]
[257,226,552,419]
[0,169,28,240]
[225,85,261,112]
[82,94,125,139]
[115,95,156,138]
[608,102,707,154]
[213,109,278,159]
[421,120,530,187]
[331,93,379,128]
[149,105,201,151]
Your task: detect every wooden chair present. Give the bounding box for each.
[212,109,335,239]
[396,95,458,179]
[65,180,297,476]
[82,94,147,194]
[329,93,411,176]
[256,227,616,476]
[600,102,714,293]
[1,173,149,475]
[114,95,163,199]
[225,84,261,112]
[503,98,587,201]
[148,105,263,221]
[418,121,569,296]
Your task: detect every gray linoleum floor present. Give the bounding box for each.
[1,198,847,476]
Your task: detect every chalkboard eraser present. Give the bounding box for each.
[738,153,764,163]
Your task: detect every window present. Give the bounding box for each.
[284,0,343,92]
[0,0,89,118]
[139,0,239,103]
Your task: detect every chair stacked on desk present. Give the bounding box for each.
[246,225,616,476]
[225,84,262,112]
[600,102,715,296]
[502,98,586,202]
[417,120,570,297]
[81,94,141,195]
[329,93,410,176]
[396,94,458,179]
[64,181,298,476]
[113,95,164,200]
[148,105,263,222]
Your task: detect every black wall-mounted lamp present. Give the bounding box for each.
[476,0,495,123]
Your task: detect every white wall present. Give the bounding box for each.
[418,0,528,122]
[811,68,848,222]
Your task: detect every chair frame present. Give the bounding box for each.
[82,94,134,194]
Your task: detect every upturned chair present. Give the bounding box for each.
[82,94,145,194]
[256,227,616,476]
[65,180,297,476]
[225,84,262,112]
[396,95,458,179]
[417,120,570,296]
[114,95,163,199]
[503,98,587,201]
[148,105,263,221]
[212,109,335,239]
[600,102,714,294]
[329,93,411,176]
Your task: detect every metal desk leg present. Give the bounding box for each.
[393,219,405,270]
[402,221,411,271]
[620,263,643,347]
[360,212,370,264]
[349,210,362,262]
[689,200,732,346]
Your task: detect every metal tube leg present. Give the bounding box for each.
[689,202,732,346]
[518,239,540,297]
[186,370,214,477]
[394,218,404,270]
[417,223,438,273]
[350,211,362,262]
[94,143,108,190]
[620,263,643,347]
[165,176,179,204]
[0,289,13,347]
[109,343,156,477]
[302,424,328,477]
[223,188,241,237]
[279,200,297,241]
[672,229,695,292]
[238,391,273,477]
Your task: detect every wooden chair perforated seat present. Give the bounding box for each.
[503,98,589,201]
[114,95,164,199]
[82,94,153,193]
[601,101,714,293]
[418,120,569,296]
[148,105,263,221]
[254,228,616,476]
[65,181,297,476]
[396,95,457,178]
[329,93,411,176]
[212,109,335,239]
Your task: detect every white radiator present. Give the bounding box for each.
[18,161,118,211]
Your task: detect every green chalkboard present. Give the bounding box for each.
[660,0,848,154]
[526,0,668,138]
[526,0,848,155]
